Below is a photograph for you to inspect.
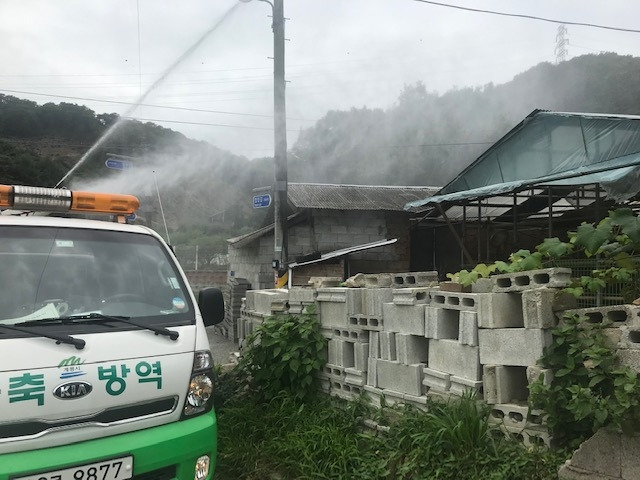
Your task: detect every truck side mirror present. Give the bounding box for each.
[198,287,225,326]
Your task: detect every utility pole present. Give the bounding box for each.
[272,0,289,288]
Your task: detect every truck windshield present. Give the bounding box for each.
[0,226,193,328]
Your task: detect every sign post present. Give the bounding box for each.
[252,194,272,209]
[105,158,131,170]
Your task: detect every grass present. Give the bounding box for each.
[213,373,569,480]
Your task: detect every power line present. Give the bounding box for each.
[412,0,640,33]
[122,116,280,131]
[0,88,315,121]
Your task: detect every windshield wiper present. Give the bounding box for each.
[0,323,85,350]
[66,313,180,341]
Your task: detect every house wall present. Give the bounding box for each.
[228,209,412,290]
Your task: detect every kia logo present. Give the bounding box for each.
[53,381,93,400]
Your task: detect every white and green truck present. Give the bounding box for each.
[0,185,224,480]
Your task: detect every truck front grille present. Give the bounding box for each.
[0,397,177,441]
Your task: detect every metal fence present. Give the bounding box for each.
[172,245,228,271]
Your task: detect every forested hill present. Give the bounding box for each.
[0,52,639,237]
[290,53,640,187]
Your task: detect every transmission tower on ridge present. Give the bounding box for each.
[555,24,568,64]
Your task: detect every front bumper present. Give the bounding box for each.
[0,410,217,480]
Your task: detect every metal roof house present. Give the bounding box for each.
[228,183,439,289]
[404,110,640,277]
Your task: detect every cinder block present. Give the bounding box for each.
[483,365,529,404]
[459,310,479,346]
[247,289,289,315]
[364,274,393,288]
[318,301,348,328]
[422,367,451,393]
[425,307,459,340]
[363,385,383,407]
[382,303,426,336]
[369,331,380,359]
[392,271,438,288]
[498,424,554,448]
[395,334,429,365]
[380,331,397,361]
[526,365,554,387]
[477,292,524,329]
[381,388,405,406]
[618,349,640,374]
[428,339,481,380]
[332,328,369,343]
[393,287,434,306]
[288,286,317,304]
[328,339,355,368]
[471,278,493,293]
[376,359,425,396]
[403,393,429,410]
[316,287,363,315]
[430,291,479,312]
[491,267,571,293]
[478,328,552,367]
[348,315,383,331]
[345,367,366,387]
[367,357,378,386]
[522,288,577,329]
[488,403,545,429]
[560,304,640,327]
[449,376,482,397]
[323,363,345,380]
[362,288,393,316]
[330,379,362,400]
[354,343,370,371]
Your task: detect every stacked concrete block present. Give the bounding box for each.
[491,267,572,293]
[376,359,425,397]
[382,303,426,336]
[522,288,577,329]
[317,287,370,401]
[316,287,363,328]
[392,287,435,306]
[561,304,640,327]
[391,271,439,288]
[395,333,429,365]
[422,367,451,393]
[364,273,393,288]
[424,289,482,396]
[218,276,251,341]
[245,289,289,316]
[287,286,317,315]
[477,292,524,329]
[428,340,481,382]
[478,329,553,367]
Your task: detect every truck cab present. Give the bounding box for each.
[0,185,224,480]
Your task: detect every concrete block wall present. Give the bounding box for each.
[241,267,640,450]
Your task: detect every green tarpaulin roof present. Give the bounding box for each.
[405,110,640,211]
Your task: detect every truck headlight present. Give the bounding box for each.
[184,374,213,416]
[183,350,215,417]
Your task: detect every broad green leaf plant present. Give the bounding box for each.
[237,304,328,401]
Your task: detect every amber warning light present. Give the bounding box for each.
[0,185,139,215]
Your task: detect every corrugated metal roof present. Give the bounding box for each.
[288,183,440,211]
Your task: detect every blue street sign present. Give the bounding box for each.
[253,194,272,209]
[105,158,131,170]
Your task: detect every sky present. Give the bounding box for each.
[1,0,639,159]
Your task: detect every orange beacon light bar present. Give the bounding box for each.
[0,185,139,215]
